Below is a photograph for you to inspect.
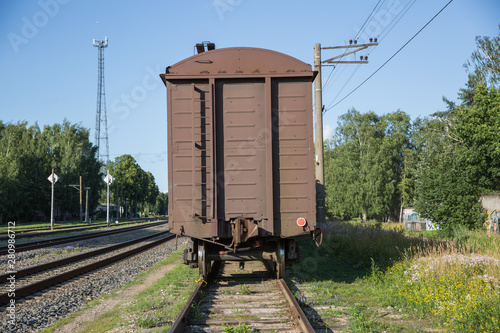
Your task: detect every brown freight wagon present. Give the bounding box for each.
[160,46,317,278]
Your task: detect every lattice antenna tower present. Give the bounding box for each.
[93,36,110,166]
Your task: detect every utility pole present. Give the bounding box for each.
[79,176,82,221]
[314,39,378,225]
[321,39,378,64]
[84,187,90,222]
[314,43,325,225]
[116,181,119,220]
[70,176,83,221]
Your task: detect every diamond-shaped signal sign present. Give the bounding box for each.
[47,173,59,184]
[104,174,114,185]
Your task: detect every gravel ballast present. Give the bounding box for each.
[0,225,169,273]
[1,236,187,333]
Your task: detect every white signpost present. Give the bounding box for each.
[47,168,59,230]
[104,171,114,226]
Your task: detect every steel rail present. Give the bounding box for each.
[168,261,314,333]
[0,230,171,282]
[0,221,168,255]
[0,233,175,305]
[168,279,205,333]
[276,278,315,333]
[0,219,167,241]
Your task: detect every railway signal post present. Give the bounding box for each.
[48,169,59,230]
[104,171,114,227]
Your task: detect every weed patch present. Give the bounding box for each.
[222,322,255,333]
[381,252,500,332]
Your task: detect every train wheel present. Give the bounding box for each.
[198,241,211,279]
[274,239,285,279]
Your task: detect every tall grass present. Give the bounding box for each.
[317,220,500,332]
[381,245,500,332]
[315,221,450,272]
[293,221,500,331]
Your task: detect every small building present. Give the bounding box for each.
[96,203,123,216]
[481,194,500,234]
[481,194,500,211]
[402,207,438,231]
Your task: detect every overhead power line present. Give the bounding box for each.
[323,0,385,91]
[326,0,418,105]
[325,0,454,113]
[377,0,418,43]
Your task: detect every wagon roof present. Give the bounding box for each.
[162,47,313,78]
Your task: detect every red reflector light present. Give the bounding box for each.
[297,217,307,227]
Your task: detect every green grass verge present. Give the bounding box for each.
[40,247,193,333]
[290,221,500,332]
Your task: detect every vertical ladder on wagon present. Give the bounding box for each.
[191,83,213,223]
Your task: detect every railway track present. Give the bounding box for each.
[0,218,166,241]
[0,220,168,255]
[0,231,175,306]
[169,260,314,332]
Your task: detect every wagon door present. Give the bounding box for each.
[215,79,273,234]
[167,81,215,237]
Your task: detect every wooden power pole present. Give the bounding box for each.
[70,176,83,221]
[314,40,378,224]
[79,176,83,221]
[314,43,325,224]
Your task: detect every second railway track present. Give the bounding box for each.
[0,231,175,306]
[170,260,314,332]
[0,220,168,255]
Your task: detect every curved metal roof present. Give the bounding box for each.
[164,47,312,77]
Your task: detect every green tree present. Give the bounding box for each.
[324,109,412,222]
[0,121,100,223]
[381,110,413,221]
[414,117,483,230]
[108,155,159,217]
[42,121,102,220]
[155,192,168,215]
[460,25,500,105]
[142,171,159,215]
[0,122,36,222]
[455,84,500,191]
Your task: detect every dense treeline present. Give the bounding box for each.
[0,121,165,223]
[0,121,101,223]
[107,154,160,217]
[325,26,500,230]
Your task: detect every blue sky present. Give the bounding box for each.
[1,0,499,193]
